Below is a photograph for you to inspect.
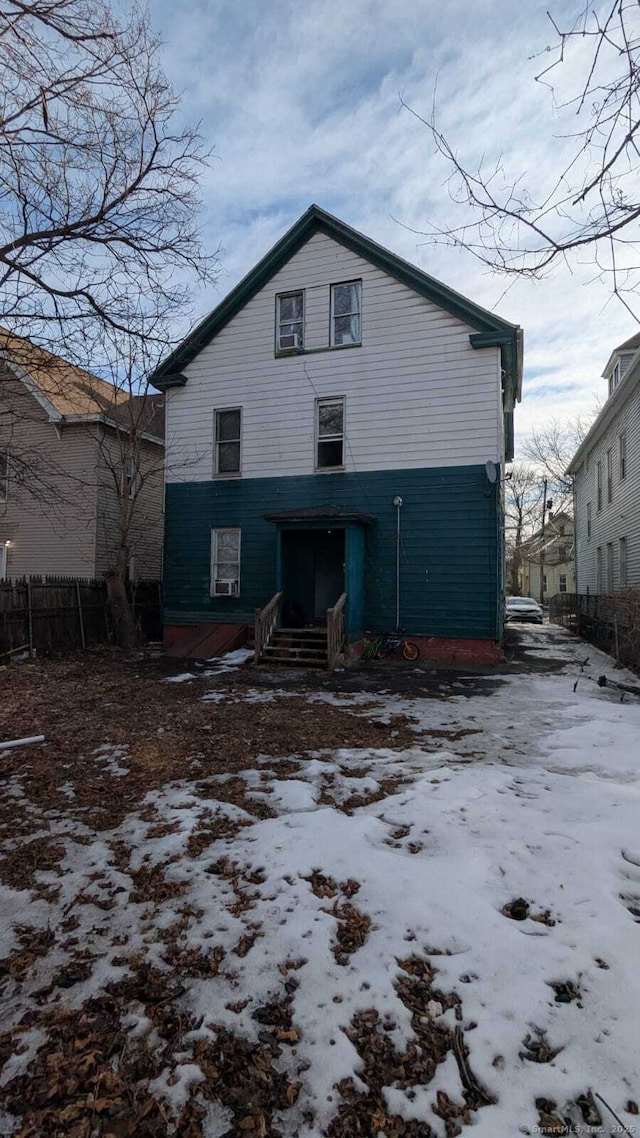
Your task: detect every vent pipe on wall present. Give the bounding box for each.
[393,496,403,631]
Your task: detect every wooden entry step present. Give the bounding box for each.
[261,627,328,667]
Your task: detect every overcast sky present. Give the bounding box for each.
[148,0,634,456]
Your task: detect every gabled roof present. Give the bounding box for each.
[149,204,523,408]
[0,328,164,441]
[568,350,640,474]
[615,331,640,353]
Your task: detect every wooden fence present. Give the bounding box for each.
[0,577,162,657]
[549,590,640,674]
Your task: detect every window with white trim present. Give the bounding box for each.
[620,536,627,587]
[559,574,567,593]
[619,431,627,479]
[606,542,614,592]
[316,397,345,469]
[586,501,592,540]
[125,458,136,501]
[609,360,621,396]
[606,448,613,503]
[596,546,603,592]
[0,451,8,503]
[596,460,602,511]
[214,408,242,475]
[211,528,241,596]
[276,292,304,351]
[331,281,361,346]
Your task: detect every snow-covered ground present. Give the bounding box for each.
[1,627,639,1136]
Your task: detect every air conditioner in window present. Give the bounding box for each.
[279,333,300,351]
[214,580,238,596]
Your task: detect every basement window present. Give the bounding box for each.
[211,528,241,597]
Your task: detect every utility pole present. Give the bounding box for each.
[539,478,547,606]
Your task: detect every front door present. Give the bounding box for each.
[281,529,345,625]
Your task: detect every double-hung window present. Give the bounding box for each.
[0,451,8,503]
[331,281,361,346]
[620,536,628,587]
[210,528,241,596]
[559,574,567,593]
[606,448,613,503]
[277,292,304,351]
[619,432,627,479]
[606,542,614,592]
[316,397,345,469]
[214,408,242,475]
[596,461,602,511]
[125,458,136,501]
[586,501,592,540]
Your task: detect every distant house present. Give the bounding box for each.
[0,330,164,581]
[520,512,575,601]
[568,332,640,593]
[151,205,522,664]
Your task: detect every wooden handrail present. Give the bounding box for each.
[254,590,282,662]
[326,591,347,670]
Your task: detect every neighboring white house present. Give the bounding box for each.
[520,512,575,601]
[568,332,640,592]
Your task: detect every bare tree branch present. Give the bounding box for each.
[0,0,219,364]
[403,2,640,315]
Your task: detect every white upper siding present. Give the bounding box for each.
[165,232,502,482]
[573,375,640,591]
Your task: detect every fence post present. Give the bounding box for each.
[26,580,34,656]
[76,582,86,649]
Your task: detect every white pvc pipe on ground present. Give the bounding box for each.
[0,735,45,752]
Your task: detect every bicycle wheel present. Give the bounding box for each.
[402,640,419,661]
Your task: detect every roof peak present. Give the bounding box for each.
[150,203,521,390]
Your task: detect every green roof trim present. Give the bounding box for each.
[150,204,522,401]
[155,373,188,390]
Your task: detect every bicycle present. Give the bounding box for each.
[361,630,419,662]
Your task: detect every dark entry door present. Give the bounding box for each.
[281,529,345,624]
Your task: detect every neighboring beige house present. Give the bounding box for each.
[0,330,164,581]
[521,512,575,602]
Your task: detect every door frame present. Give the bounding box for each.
[274,519,366,641]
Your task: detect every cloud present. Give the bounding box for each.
[149,0,635,454]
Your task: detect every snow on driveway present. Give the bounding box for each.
[1,628,639,1136]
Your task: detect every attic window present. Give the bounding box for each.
[609,360,621,396]
[331,281,361,345]
[277,292,304,351]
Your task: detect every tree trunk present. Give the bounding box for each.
[106,556,138,649]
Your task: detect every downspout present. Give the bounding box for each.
[393,496,403,630]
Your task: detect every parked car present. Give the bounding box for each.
[505,596,544,624]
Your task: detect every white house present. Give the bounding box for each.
[568,332,640,592]
[151,205,522,663]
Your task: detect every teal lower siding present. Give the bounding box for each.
[164,465,502,641]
